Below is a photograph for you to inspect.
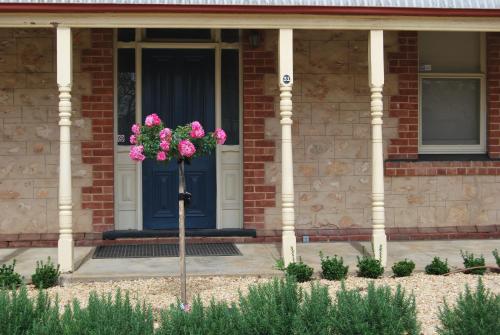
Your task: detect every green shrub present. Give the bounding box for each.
[158,297,241,335]
[492,249,499,267]
[425,257,450,275]
[291,283,331,335]
[280,259,314,283]
[437,279,500,335]
[330,282,420,335]
[356,255,384,278]
[0,286,60,335]
[32,257,60,289]
[460,250,486,275]
[238,277,302,335]
[0,260,23,289]
[391,259,415,277]
[61,290,154,335]
[319,252,348,281]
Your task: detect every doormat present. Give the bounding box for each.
[93,243,241,259]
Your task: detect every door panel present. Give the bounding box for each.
[142,49,216,229]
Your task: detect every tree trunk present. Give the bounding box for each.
[178,160,187,305]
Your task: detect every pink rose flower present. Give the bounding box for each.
[145,113,161,127]
[213,128,227,145]
[130,134,137,145]
[178,139,196,158]
[160,140,170,152]
[189,121,205,139]
[159,128,172,141]
[129,145,145,162]
[156,151,167,161]
[131,124,141,135]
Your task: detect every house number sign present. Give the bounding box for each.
[282,74,291,85]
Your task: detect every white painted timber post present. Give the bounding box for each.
[57,26,74,273]
[368,30,387,266]
[279,29,296,266]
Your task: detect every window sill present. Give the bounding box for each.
[385,154,500,176]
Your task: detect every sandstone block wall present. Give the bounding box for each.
[0,28,94,242]
[250,30,500,238]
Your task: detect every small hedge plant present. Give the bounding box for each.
[460,250,486,275]
[32,257,60,289]
[0,260,23,289]
[275,255,314,283]
[319,252,348,281]
[425,257,449,275]
[356,255,384,279]
[0,288,154,335]
[331,282,420,335]
[1,277,420,335]
[492,249,499,267]
[437,279,500,335]
[391,259,415,277]
[284,260,314,283]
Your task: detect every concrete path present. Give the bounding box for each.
[0,240,498,283]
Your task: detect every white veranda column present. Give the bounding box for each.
[368,30,387,266]
[279,29,297,265]
[57,26,74,273]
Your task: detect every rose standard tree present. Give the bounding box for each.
[129,113,226,305]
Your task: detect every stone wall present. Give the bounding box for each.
[0,28,94,245]
[253,30,500,239]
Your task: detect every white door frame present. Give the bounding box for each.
[113,29,243,230]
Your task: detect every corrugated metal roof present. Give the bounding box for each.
[3,0,500,10]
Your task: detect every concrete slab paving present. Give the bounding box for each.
[1,240,499,283]
[73,244,282,282]
[0,247,93,281]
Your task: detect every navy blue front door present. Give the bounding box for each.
[142,49,216,229]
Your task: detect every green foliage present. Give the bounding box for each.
[493,249,500,267]
[0,260,23,289]
[0,277,423,335]
[356,255,384,279]
[460,250,486,275]
[330,282,420,335]
[284,260,314,283]
[391,259,415,277]
[238,277,303,335]
[292,283,331,335]
[0,288,154,335]
[61,290,154,335]
[425,257,450,275]
[31,257,60,289]
[0,287,60,335]
[158,298,241,335]
[138,122,218,162]
[320,252,348,281]
[437,279,500,335]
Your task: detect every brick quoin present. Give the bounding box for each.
[242,31,277,231]
[487,33,500,159]
[80,29,115,233]
[387,31,419,160]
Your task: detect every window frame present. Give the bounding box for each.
[418,33,487,155]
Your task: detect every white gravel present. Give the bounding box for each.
[27,273,500,335]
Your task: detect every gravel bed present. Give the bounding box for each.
[28,273,500,335]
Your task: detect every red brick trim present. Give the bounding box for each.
[1,226,498,247]
[242,31,277,230]
[81,29,115,233]
[387,31,419,160]
[385,160,500,176]
[487,32,500,159]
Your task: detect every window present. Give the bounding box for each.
[418,32,486,154]
[117,49,136,145]
[221,49,240,145]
